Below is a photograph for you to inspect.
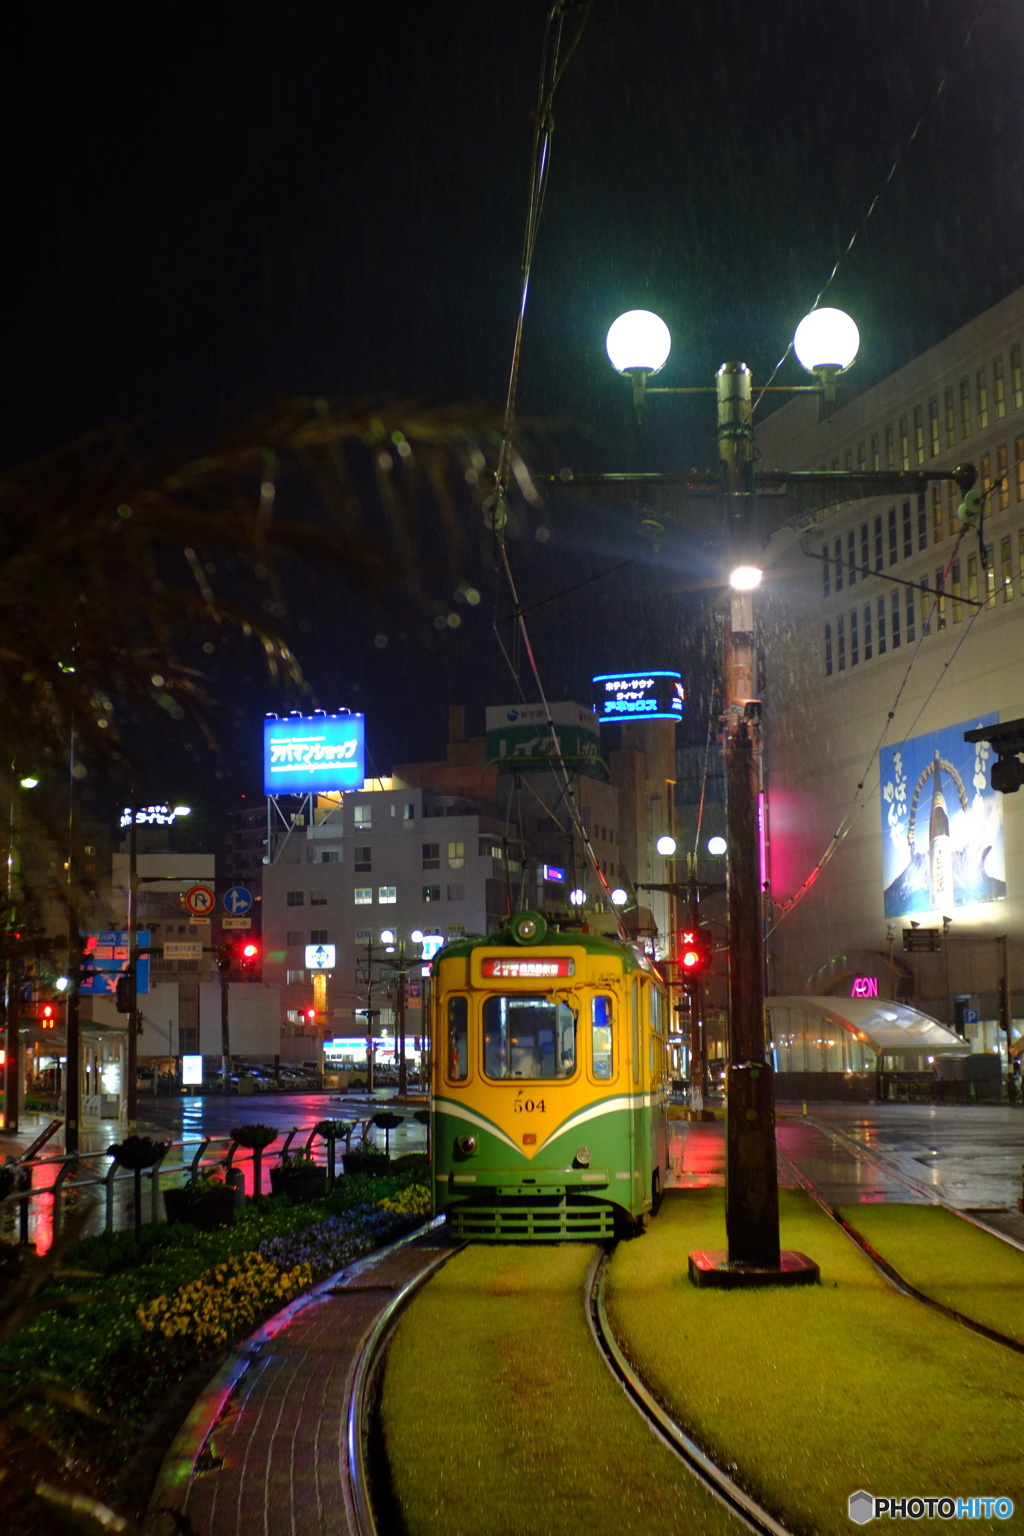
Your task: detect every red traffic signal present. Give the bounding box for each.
[40,1002,58,1029]
[239,940,260,967]
[678,928,713,977]
[303,1007,317,1023]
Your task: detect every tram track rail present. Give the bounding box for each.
[776,1142,1024,1358]
[585,1248,796,1536]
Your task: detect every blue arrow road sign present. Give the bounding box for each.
[80,932,151,996]
[223,886,253,916]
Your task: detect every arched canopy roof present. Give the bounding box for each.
[768,997,968,1056]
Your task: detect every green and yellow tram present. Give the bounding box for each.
[430,910,671,1240]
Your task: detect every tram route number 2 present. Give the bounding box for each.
[513,1096,546,1113]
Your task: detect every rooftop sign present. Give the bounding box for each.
[592,671,684,723]
[263,714,365,796]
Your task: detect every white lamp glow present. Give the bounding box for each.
[729,565,762,591]
[707,836,727,856]
[569,888,586,906]
[655,835,677,856]
[606,310,671,375]
[793,307,859,374]
[610,887,628,906]
[379,928,395,945]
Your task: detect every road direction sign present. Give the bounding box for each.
[185,885,216,917]
[223,885,253,916]
[222,916,252,930]
[80,932,151,995]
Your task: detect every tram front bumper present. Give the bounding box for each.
[445,1166,610,1195]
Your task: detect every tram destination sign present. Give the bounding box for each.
[482,958,575,978]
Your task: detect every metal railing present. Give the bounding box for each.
[0,1113,427,1253]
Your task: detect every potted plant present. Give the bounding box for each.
[314,1119,356,1188]
[163,1166,237,1231]
[371,1110,403,1157]
[229,1123,278,1197]
[108,1135,170,1242]
[269,1149,327,1202]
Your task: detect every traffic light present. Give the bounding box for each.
[239,939,261,977]
[115,973,136,1013]
[40,1002,58,1029]
[216,941,235,974]
[678,928,713,978]
[303,1006,317,1025]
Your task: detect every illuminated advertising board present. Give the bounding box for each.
[263,713,365,795]
[182,1054,204,1086]
[880,714,1005,918]
[485,702,601,776]
[592,671,684,723]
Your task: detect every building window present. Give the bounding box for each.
[1012,343,1023,409]
[850,607,859,665]
[891,589,901,647]
[423,885,441,902]
[354,846,372,872]
[980,453,991,494]
[320,850,340,864]
[960,378,971,439]
[846,530,856,586]
[884,424,894,468]
[935,570,946,629]
[447,841,465,869]
[929,397,940,456]
[837,614,845,671]
[379,886,397,904]
[863,603,872,661]
[877,596,886,654]
[985,562,996,608]
[354,805,371,829]
[931,483,943,543]
[422,842,440,869]
[888,506,897,565]
[286,970,306,985]
[857,441,866,470]
[824,623,833,676]
[860,522,869,573]
[997,444,1009,510]
[354,887,372,905]
[1017,437,1024,501]
[404,802,415,820]
[1019,532,1024,597]
[944,386,956,448]
[874,514,883,571]
[906,586,915,644]
[1001,535,1014,602]
[916,493,927,551]
[994,355,1006,418]
[310,929,328,944]
[310,891,328,906]
[287,930,303,946]
[833,537,843,592]
[447,883,465,901]
[902,500,913,559]
[870,432,880,470]
[287,891,304,907]
[951,561,962,624]
[967,553,978,608]
[914,407,924,465]
[822,545,830,598]
[976,367,988,430]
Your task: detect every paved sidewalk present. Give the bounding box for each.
[145,1228,456,1536]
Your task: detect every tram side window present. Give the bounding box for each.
[631,981,640,1085]
[591,995,613,1078]
[482,995,576,1079]
[447,996,469,1081]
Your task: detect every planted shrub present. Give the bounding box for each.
[229,1123,278,1196]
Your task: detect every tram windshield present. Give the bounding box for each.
[482,994,576,1080]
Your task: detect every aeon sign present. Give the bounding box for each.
[851,976,879,999]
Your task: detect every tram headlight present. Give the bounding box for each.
[456,1134,478,1157]
[574,1146,591,1167]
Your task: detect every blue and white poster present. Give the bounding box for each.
[880,715,1005,918]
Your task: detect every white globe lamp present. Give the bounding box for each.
[655,835,676,857]
[569,888,586,907]
[610,888,628,906]
[793,307,859,374]
[605,309,671,376]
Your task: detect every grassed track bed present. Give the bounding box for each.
[605,1189,1023,1536]
[378,1243,748,1536]
[835,1203,1024,1344]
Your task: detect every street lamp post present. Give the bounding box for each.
[596,304,962,1283]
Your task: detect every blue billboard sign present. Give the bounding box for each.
[80,932,151,996]
[593,671,684,723]
[880,714,1005,918]
[263,714,365,795]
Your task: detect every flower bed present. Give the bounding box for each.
[0,1165,432,1529]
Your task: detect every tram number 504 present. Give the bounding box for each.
[513,1096,546,1114]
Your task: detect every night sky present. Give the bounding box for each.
[4,1,1023,816]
